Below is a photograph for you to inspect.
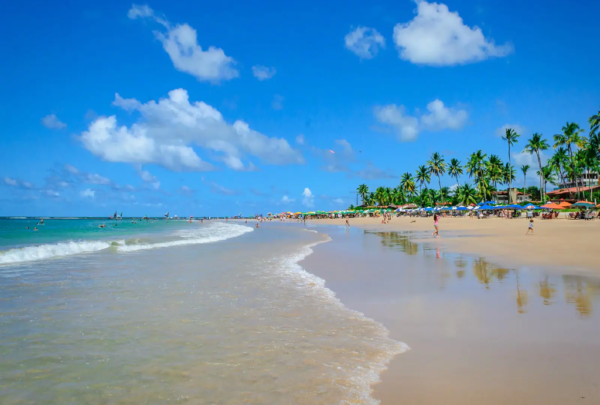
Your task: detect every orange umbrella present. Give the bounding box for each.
[558,201,572,208]
[541,202,564,209]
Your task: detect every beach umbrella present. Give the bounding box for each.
[558,201,572,208]
[540,202,564,209]
[523,204,541,210]
[477,204,496,210]
[456,206,468,211]
[572,201,595,208]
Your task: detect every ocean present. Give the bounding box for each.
[0,219,405,404]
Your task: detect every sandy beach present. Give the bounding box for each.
[313,215,600,272]
[298,217,600,405]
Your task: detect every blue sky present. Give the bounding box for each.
[1,0,599,216]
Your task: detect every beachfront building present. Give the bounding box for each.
[557,172,599,189]
[546,185,600,201]
[495,190,531,204]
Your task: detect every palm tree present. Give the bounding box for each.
[523,133,549,201]
[400,173,416,204]
[503,163,516,194]
[465,150,489,202]
[428,152,447,204]
[415,165,431,196]
[554,122,586,198]
[457,183,477,206]
[590,108,600,137]
[502,128,520,203]
[357,184,369,205]
[521,165,530,195]
[448,158,463,187]
[374,187,386,206]
[487,155,503,200]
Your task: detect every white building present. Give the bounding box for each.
[557,172,599,189]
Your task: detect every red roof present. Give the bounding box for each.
[546,185,600,196]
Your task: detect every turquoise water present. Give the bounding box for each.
[0,218,183,249]
[0,219,248,266]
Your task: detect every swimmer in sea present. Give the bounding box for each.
[26,226,29,229]
[33,227,38,231]
[255,223,260,228]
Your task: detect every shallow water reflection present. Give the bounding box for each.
[369,230,600,318]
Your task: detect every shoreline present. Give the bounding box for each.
[295,217,600,404]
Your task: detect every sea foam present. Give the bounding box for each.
[0,222,253,265]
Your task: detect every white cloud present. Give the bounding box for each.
[420,99,468,130]
[85,173,111,185]
[495,123,526,138]
[22,182,33,189]
[374,104,419,141]
[79,89,303,171]
[137,167,161,189]
[44,190,60,197]
[332,198,344,204]
[42,114,67,129]
[180,185,193,195]
[202,177,239,195]
[345,26,386,59]
[80,189,95,198]
[64,164,79,174]
[281,195,294,203]
[374,99,467,141]
[512,151,549,186]
[302,187,314,207]
[393,1,513,66]
[127,4,155,19]
[4,177,18,186]
[296,134,305,145]
[272,95,284,110]
[129,5,238,82]
[252,66,277,80]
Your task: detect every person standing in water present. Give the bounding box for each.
[432,214,439,238]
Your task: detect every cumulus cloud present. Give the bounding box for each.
[344,26,386,59]
[374,105,419,141]
[42,114,67,129]
[393,1,513,66]
[128,4,238,82]
[295,134,305,145]
[252,66,277,80]
[302,187,314,207]
[420,99,468,130]
[374,99,467,141]
[495,123,526,137]
[79,89,303,172]
[80,189,95,198]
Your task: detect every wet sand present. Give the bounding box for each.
[301,221,600,405]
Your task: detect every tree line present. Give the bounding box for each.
[355,109,600,208]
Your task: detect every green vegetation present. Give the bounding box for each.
[353,109,600,208]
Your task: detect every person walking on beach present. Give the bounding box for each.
[526,219,534,235]
[432,214,439,238]
[345,219,350,228]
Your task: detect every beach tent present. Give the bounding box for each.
[572,201,595,208]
